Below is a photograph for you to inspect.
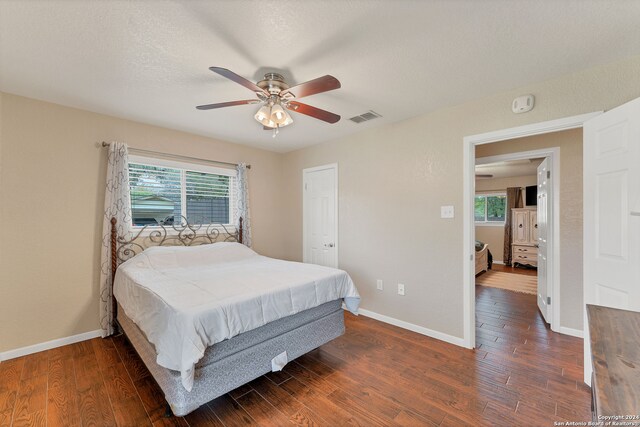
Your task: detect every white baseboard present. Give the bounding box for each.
[559,326,583,338]
[492,260,505,265]
[356,308,466,347]
[0,330,103,362]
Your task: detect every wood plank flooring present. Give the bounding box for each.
[490,263,538,277]
[0,286,590,426]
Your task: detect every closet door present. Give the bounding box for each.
[512,210,529,244]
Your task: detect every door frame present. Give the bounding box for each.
[462,112,602,349]
[476,148,558,327]
[303,163,339,267]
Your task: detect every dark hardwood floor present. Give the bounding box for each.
[0,287,590,426]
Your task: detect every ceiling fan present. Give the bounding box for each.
[196,67,341,137]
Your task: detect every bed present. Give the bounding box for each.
[107,217,360,416]
[475,240,492,275]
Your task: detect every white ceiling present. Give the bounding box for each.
[476,158,544,179]
[2,1,640,153]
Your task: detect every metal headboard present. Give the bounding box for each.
[109,216,243,331]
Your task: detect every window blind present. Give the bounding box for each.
[185,171,234,224]
[128,161,236,227]
[129,163,182,226]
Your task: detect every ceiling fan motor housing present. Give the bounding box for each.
[257,73,290,95]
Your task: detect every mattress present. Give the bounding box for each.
[121,299,342,368]
[118,301,346,416]
[113,242,360,390]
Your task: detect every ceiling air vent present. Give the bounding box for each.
[349,110,382,124]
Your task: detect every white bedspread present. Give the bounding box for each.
[113,242,360,391]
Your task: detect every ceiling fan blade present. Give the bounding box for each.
[209,67,268,95]
[196,99,259,110]
[287,101,340,124]
[281,75,340,99]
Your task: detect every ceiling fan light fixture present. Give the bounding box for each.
[280,110,293,127]
[270,103,287,124]
[254,104,272,126]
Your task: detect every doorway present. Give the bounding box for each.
[303,163,339,268]
[462,112,601,349]
[474,150,554,327]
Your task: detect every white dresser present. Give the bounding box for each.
[511,207,538,268]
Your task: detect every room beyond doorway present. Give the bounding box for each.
[474,151,550,325]
[463,114,597,349]
[474,146,560,334]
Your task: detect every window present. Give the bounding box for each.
[128,155,236,227]
[475,193,506,225]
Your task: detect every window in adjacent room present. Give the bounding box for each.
[474,193,507,225]
[128,155,236,227]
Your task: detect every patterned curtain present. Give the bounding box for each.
[234,163,252,247]
[503,187,523,266]
[99,142,132,336]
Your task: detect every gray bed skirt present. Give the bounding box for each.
[117,300,346,416]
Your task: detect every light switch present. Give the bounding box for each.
[441,205,454,218]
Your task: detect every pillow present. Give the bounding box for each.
[140,242,257,270]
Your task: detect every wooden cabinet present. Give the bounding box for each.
[511,208,537,268]
[587,305,640,420]
[512,209,530,244]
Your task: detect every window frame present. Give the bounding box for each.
[474,192,507,226]
[128,154,237,231]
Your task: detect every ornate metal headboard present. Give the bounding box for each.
[109,216,243,329]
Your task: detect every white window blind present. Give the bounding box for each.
[129,163,182,226]
[185,171,235,225]
[128,157,236,227]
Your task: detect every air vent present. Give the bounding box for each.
[349,110,382,124]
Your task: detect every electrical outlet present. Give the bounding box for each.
[397,283,405,296]
[376,279,384,291]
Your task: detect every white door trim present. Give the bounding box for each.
[462,112,602,349]
[303,163,339,267]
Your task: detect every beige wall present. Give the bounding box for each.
[281,55,640,337]
[0,93,286,353]
[476,128,584,329]
[475,175,537,262]
[3,55,640,352]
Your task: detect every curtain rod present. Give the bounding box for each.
[101,141,251,169]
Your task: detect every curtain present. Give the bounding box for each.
[503,187,523,266]
[99,142,132,337]
[234,163,252,247]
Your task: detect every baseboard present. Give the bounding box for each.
[356,308,466,347]
[492,260,505,265]
[0,330,103,361]
[558,326,583,338]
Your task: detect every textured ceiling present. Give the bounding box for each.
[2,1,640,152]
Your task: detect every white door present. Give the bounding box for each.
[583,97,640,383]
[537,158,550,323]
[303,164,338,268]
